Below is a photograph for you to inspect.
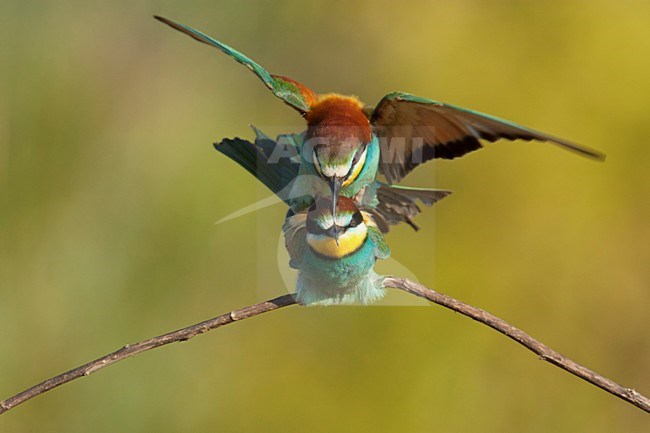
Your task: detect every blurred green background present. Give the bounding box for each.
[1,0,649,431]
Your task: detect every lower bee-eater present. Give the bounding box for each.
[284,196,390,305]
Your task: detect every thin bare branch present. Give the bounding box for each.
[383,276,650,413]
[2,279,648,416]
[0,294,297,415]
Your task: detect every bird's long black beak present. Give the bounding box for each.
[329,176,341,224]
[327,225,342,245]
[329,177,342,245]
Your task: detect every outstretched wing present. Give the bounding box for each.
[370,92,605,183]
[250,126,303,165]
[155,16,317,113]
[368,184,451,233]
[214,127,300,203]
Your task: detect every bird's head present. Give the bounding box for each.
[305,94,372,219]
[305,196,368,258]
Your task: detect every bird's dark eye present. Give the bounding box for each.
[348,211,363,228]
[352,144,366,164]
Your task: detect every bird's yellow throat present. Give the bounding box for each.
[306,224,368,258]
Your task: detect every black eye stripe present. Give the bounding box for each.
[307,213,362,234]
[348,211,363,228]
[344,145,367,179]
[351,145,366,167]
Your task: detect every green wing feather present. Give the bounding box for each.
[371,92,605,183]
[155,16,313,113]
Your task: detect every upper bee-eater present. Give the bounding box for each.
[284,196,390,305]
[155,16,605,221]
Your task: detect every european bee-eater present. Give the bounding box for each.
[217,126,450,232]
[284,196,390,305]
[155,16,605,221]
